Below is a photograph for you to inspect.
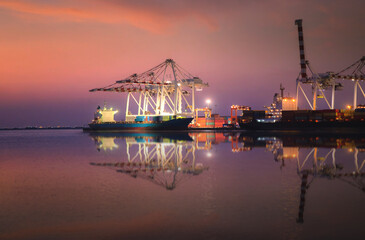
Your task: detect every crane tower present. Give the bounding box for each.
[295,19,364,110]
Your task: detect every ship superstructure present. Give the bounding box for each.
[265,84,297,120]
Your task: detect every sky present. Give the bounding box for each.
[0,0,364,127]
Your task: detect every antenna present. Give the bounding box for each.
[280,83,285,98]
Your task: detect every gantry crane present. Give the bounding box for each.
[295,19,343,110]
[294,19,364,110]
[334,56,365,108]
[90,59,208,121]
[230,105,251,127]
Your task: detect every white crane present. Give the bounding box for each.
[90,59,208,121]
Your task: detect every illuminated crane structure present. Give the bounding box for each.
[90,59,208,121]
[90,134,208,190]
[230,105,251,126]
[335,57,365,108]
[294,19,365,110]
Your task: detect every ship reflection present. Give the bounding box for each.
[92,135,119,151]
[89,132,209,190]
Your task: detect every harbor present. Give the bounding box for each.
[84,19,365,133]
[1,1,364,239]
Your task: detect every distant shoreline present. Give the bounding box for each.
[0,127,83,131]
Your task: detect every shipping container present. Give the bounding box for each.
[282,111,296,121]
[354,112,365,121]
[355,108,365,113]
[162,115,173,121]
[135,116,145,122]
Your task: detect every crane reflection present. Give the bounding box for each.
[89,132,209,190]
[237,133,365,223]
[88,131,364,223]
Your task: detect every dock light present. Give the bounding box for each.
[206,99,211,108]
[346,105,352,110]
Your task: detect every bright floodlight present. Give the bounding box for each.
[206,99,211,108]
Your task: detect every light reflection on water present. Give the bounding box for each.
[0,130,364,240]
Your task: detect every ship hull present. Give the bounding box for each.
[239,120,365,133]
[85,118,193,132]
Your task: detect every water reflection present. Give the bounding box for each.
[89,132,209,190]
[2,130,365,239]
[87,131,365,225]
[237,133,365,223]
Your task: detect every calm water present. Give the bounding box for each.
[0,130,364,240]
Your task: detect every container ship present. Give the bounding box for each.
[238,105,365,132]
[86,105,193,131]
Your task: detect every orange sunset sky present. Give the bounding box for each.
[0,0,364,127]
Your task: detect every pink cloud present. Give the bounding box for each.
[0,0,219,33]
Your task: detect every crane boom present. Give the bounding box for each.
[295,19,308,80]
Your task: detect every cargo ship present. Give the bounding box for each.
[238,94,365,132]
[84,105,193,131]
[88,118,193,131]
[238,111,365,132]
[83,59,208,132]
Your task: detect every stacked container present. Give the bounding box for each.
[354,107,365,121]
[206,117,215,128]
[282,109,339,122]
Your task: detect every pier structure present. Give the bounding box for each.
[295,19,365,110]
[89,59,208,122]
